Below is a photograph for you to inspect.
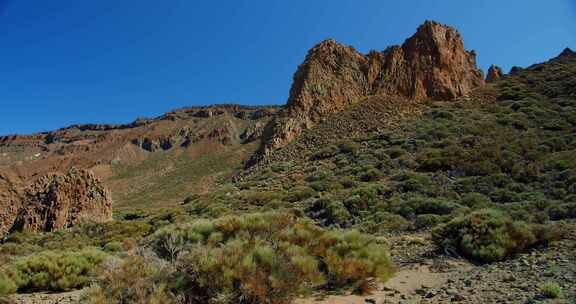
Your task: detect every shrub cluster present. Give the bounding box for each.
[432,209,559,262]
[144,211,394,304]
[1,249,107,294]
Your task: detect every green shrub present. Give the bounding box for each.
[339,176,359,189]
[309,180,343,192]
[385,147,405,159]
[339,142,360,155]
[0,271,17,296]
[408,198,461,216]
[306,198,351,227]
[460,193,492,209]
[549,203,576,220]
[147,212,394,304]
[432,209,558,262]
[284,186,316,202]
[361,212,409,233]
[241,191,284,206]
[85,254,178,304]
[414,214,443,230]
[540,282,563,299]
[103,241,124,253]
[12,249,108,292]
[360,168,382,182]
[313,145,340,160]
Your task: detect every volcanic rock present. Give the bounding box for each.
[11,168,112,233]
[253,21,485,162]
[486,65,503,82]
[0,173,24,236]
[558,47,576,58]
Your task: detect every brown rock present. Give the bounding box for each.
[253,20,484,162]
[558,47,575,58]
[486,65,503,82]
[11,168,112,233]
[0,172,24,236]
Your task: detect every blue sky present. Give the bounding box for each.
[0,0,575,135]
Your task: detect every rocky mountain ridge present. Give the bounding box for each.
[0,104,278,212]
[252,21,485,164]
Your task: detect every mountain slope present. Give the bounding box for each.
[0,105,278,212]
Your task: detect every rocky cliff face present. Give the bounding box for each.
[253,21,484,162]
[10,168,112,233]
[486,65,503,83]
[0,173,24,236]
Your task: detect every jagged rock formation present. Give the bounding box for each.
[486,65,503,82]
[252,21,484,163]
[0,173,24,236]
[558,47,576,58]
[240,121,266,143]
[10,168,112,233]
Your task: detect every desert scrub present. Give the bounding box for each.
[84,254,178,304]
[432,209,558,262]
[9,249,108,292]
[540,282,563,299]
[306,198,352,227]
[284,186,316,202]
[147,211,394,304]
[0,271,17,296]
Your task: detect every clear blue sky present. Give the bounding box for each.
[1,0,575,135]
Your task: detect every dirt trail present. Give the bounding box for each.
[296,259,472,304]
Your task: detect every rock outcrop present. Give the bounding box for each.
[11,168,112,233]
[486,65,503,82]
[558,47,576,59]
[252,21,485,162]
[0,173,24,236]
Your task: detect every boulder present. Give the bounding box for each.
[0,172,24,236]
[11,168,112,233]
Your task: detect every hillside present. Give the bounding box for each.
[0,21,575,304]
[0,105,278,211]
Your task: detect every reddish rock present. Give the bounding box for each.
[253,21,485,161]
[11,168,112,233]
[0,173,24,236]
[486,65,503,82]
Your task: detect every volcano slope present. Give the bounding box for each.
[0,105,278,213]
[1,24,576,303]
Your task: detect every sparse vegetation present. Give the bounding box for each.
[2,249,107,293]
[86,211,393,304]
[431,209,559,262]
[1,33,575,303]
[540,281,563,299]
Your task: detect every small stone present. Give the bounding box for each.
[425,291,437,299]
[451,294,466,302]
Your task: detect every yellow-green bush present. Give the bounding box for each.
[10,249,107,292]
[540,282,563,299]
[146,211,394,304]
[432,209,558,262]
[0,271,17,296]
[84,254,178,304]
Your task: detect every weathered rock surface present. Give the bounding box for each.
[486,65,503,82]
[241,121,267,143]
[0,173,24,236]
[253,21,484,162]
[11,168,112,233]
